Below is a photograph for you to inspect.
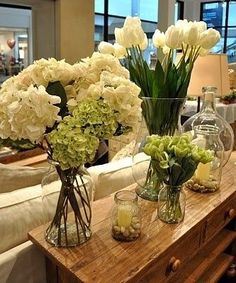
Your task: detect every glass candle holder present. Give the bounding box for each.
[111,190,141,241]
[184,125,224,193]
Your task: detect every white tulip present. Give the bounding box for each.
[123,16,142,27]
[98,41,114,55]
[184,22,201,46]
[175,19,188,29]
[113,43,127,59]
[196,21,207,33]
[162,45,170,55]
[115,28,126,47]
[199,47,209,57]
[140,34,148,50]
[199,28,220,49]
[165,25,184,49]
[115,16,146,48]
[152,29,166,48]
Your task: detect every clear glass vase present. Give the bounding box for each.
[132,97,185,201]
[42,160,93,247]
[111,190,141,241]
[158,184,186,224]
[182,86,234,166]
[184,125,224,193]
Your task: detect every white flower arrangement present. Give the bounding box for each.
[98,17,221,136]
[0,53,141,169]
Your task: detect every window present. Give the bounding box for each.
[94,0,158,64]
[201,1,236,63]
[175,0,184,22]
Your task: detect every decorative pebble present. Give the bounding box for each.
[112,212,141,241]
[184,177,219,193]
[120,226,125,233]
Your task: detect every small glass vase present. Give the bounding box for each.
[111,190,141,241]
[42,160,93,247]
[132,97,185,201]
[184,125,224,193]
[182,86,234,166]
[158,184,186,224]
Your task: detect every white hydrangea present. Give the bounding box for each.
[82,52,129,83]
[0,53,141,150]
[100,71,141,129]
[0,85,61,143]
[30,58,75,87]
[98,41,115,55]
[67,83,103,112]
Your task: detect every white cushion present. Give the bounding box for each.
[0,185,46,253]
[111,141,135,161]
[0,241,46,283]
[0,163,48,193]
[88,157,135,200]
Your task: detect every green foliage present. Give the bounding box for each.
[126,47,193,100]
[46,81,68,117]
[0,138,35,151]
[220,92,236,103]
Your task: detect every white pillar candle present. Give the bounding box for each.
[195,162,211,180]
[117,205,133,228]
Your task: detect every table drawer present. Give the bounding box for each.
[137,224,203,283]
[204,193,236,242]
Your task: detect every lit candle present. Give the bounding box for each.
[117,205,133,228]
[195,162,211,180]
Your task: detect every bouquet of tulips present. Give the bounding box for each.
[143,134,213,187]
[98,17,221,135]
[143,133,213,223]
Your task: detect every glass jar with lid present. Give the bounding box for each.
[182,86,234,166]
[111,190,141,241]
[184,125,224,193]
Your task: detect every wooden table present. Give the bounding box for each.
[28,161,236,283]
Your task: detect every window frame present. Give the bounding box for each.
[200,0,236,54]
[95,0,158,42]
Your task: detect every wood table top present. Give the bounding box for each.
[28,161,236,283]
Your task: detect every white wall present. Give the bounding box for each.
[0,0,95,63]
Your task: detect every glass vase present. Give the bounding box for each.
[42,160,93,247]
[132,97,185,201]
[111,190,141,241]
[182,86,234,166]
[184,125,224,193]
[158,184,186,224]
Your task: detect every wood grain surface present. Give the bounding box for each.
[28,161,236,283]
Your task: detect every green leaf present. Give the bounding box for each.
[46,81,68,117]
[0,138,35,150]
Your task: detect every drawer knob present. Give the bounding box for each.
[227,208,235,219]
[169,257,181,272]
[226,263,236,277]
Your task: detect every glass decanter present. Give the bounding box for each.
[182,86,234,166]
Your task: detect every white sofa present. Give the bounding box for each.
[0,156,136,283]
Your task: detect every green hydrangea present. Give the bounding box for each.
[47,98,119,170]
[73,98,117,139]
[48,116,99,170]
[143,134,213,186]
